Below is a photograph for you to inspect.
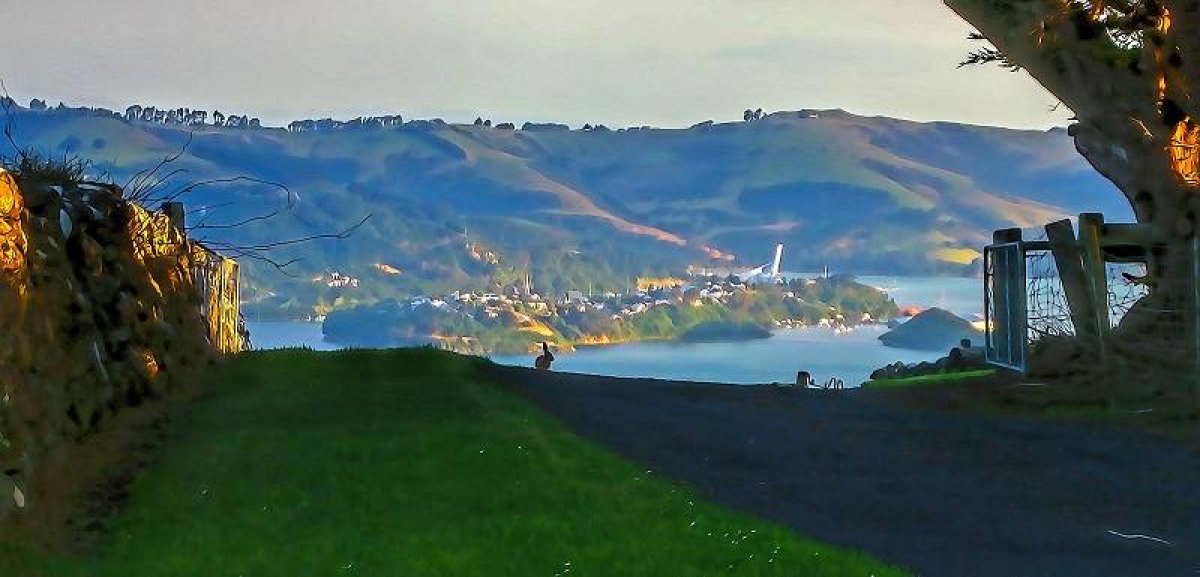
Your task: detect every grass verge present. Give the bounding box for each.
[863,369,996,390]
[3,348,910,577]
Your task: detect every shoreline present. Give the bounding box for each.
[250,320,897,356]
[249,321,935,385]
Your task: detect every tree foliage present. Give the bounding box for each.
[947,0,1198,211]
[947,0,1199,290]
[947,0,1200,364]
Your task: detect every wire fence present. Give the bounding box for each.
[1105,261,1151,329]
[1025,250,1074,340]
[1018,241,1195,374]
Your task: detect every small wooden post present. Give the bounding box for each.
[162,202,186,236]
[1046,219,1099,345]
[993,228,1023,244]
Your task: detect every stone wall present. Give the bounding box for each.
[0,169,244,520]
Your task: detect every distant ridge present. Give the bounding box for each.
[0,102,1128,319]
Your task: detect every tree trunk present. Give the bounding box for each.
[944,0,1200,372]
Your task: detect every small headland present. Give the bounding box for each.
[678,321,772,342]
[878,307,982,351]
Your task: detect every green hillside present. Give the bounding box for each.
[0,106,1127,318]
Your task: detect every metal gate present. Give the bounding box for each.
[984,242,1027,372]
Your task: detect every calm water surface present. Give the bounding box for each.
[246,275,981,385]
[828,274,979,318]
[246,321,340,351]
[492,325,934,385]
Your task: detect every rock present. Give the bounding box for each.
[0,170,27,277]
[58,209,73,238]
[110,327,132,345]
[20,184,57,210]
[946,346,986,371]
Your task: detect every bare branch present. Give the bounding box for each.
[198,214,372,252]
[189,206,289,231]
[123,132,193,202]
[159,175,295,207]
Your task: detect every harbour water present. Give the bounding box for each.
[246,274,981,386]
[490,325,935,385]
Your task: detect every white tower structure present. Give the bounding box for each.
[770,243,784,277]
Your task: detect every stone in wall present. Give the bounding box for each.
[0,171,25,278]
[0,170,241,522]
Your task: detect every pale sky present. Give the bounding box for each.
[1,0,1072,130]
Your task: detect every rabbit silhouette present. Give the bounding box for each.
[534,341,555,371]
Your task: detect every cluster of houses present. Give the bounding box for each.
[449,290,550,320]
[313,271,361,289]
[394,277,816,327]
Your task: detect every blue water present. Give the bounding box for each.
[491,325,934,386]
[246,275,981,386]
[801,274,981,318]
[245,321,340,351]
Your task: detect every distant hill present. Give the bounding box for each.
[878,308,983,351]
[0,105,1129,318]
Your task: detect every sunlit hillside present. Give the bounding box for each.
[1,106,1127,318]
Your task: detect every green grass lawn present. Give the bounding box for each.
[863,369,997,390]
[4,348,909,577]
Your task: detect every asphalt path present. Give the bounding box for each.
[486,365,1200,577]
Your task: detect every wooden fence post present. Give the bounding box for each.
[1046,219,1100,347]
[162,202,185,236]
[1078,213,1108,360]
